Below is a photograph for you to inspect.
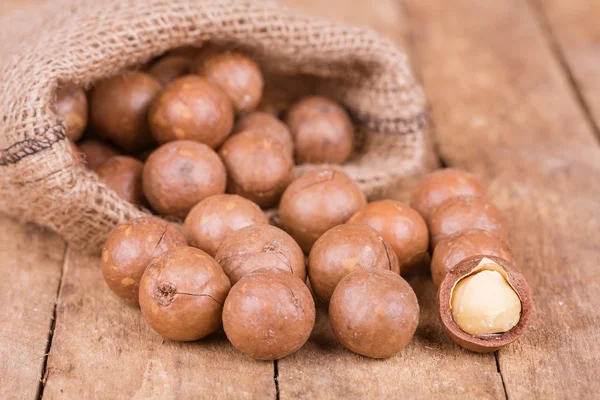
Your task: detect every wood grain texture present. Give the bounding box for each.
[531,0,600,137]
[41,249,275,399]
[403,0,600,398]
[0,215,65,400]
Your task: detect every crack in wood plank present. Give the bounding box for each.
[35,245,68,400]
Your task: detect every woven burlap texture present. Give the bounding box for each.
[0,0,431,252]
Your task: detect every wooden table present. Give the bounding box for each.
[2,0,599,398]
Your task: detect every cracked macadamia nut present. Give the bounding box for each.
[101,216,187,305]
[148,56,192,86]
[438,256,532,352]
[148,76,234,148]
[143,140,226,218]
[78,139,120,170]
[279,169,367,252]
[183,194,268,257]
[139,246,231,341]
[91,72,162,152]
[233,112,293,154]
[223,268,315,360]
[285,96,354,165]
[348,200,429,275]
[429,196,508,249]
[329,269,419,359]
[219,131,294,208]
[194,51,263,113]
[96,156,146,206]
[215,224,305,285]
[56,84,88,142]
[431,229,515,287]
[308,223,400,303]
[410,168,487,222]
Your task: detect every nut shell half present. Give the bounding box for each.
[438,255,532,353]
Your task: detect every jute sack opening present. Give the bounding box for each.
[0,0,433,253]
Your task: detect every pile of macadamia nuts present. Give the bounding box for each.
[60,45,531,360]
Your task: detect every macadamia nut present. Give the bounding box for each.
[410,168,486,222]
[183,194,268,256]
[139,246,231,341]
[286,96,354,165]
[96,156,146,206]
[143,140,226,218]
[450,258,522,335]
[56,84,88,142]
[194,51,263,113]
[279,169,367,252]
[91,72,161,152]
[223,268,315,360]
[148,76,234,148]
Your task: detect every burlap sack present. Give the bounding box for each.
[0,0,433,252]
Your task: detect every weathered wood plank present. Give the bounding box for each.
[277,1,505,399]
[42,249,275,399]
[403,0,600,398]
[0,215,65,400]
[531,0,600,137]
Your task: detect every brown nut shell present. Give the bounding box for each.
[215,224,305,285]
[429,196,508,249]
[438,255,532,353]
[101,216,187,304]
[78,139,120,170]
[139,246,231,341]
[223,268,316,360]
[219,131,294,208]
[91,72,161,152]
[143,140,226,218]
[279,169,367,252]
[164,46,200,60]
[194,51,263,113]
[56,84,88,142]
[233,112,293,154]
[148,76,234,148]
[410,168,487,223]
[96,156,146,206]
[285,96,354,165]
[431,229,515,287]
[308,223,400,303]
[183,194,268,257]
[329,269,419,359]
[148,56,192,86]
[348,200,429,275]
